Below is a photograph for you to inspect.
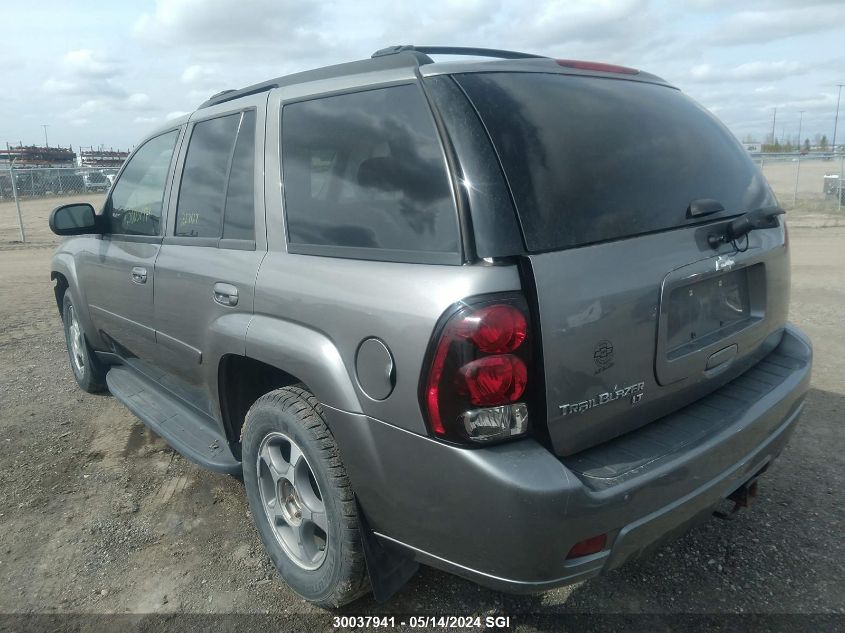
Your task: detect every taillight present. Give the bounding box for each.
[556,59,638,75]
[422,295,531,443]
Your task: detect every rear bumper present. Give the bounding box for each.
[325,324,812,593]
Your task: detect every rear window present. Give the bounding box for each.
[281,84,460,263]
[455,73,775,252]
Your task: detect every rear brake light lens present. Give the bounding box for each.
[458,355,527,406]
[464,304,527,353]
[422,296,532,444]
[556,59,638,75]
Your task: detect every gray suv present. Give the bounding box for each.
[49,46,812,607]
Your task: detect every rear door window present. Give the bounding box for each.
[281,84,459,262]
[175,110,256,241]
[222,110,256,240]
[176,113,240,238]
[455,73,775,252]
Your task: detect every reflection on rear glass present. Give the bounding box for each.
[456,73,775,252]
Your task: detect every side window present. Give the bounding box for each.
[106,130,179,236]
[223,110,256,240]
[175,113,240,237]
[281,84,459,257]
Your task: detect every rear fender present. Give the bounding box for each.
[203,313,254,426]
[245,315,362,413]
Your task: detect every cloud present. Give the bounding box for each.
[709,6,845,44]
[63,49,120,79]
[514,0,650,48]
[181,64,216,84]
[126,93,152,109]
[368,0,501,49]
[369,0,662,62]
[68,100,107,116]
[42,79,77,94]
[685,83,841,142]
[179,64,230,99]
[42,49,155,130]
[41,48,127,100]
[684,0,845,9]
[689,60,808,83]
[134,0,329,60]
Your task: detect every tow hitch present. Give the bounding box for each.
[713,479,759,521]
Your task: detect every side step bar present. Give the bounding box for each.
[106,366,241,475]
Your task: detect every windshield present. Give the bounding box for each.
[454,72,776,252]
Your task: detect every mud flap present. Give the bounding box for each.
[357,499,419,603]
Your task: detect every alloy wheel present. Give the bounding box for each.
[256,432,329,570]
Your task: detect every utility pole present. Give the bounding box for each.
[41,124,49,148]
[833,84,843,154]
[797,111,805,150]
[770,107,777,145]
[9,157,25,242]
[793,111,806,208]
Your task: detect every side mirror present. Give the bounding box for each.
[49,203,99,236]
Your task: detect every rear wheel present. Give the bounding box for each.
[241,386,369,607]
[62,293,106,393]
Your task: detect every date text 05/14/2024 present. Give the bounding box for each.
[332,615,513,629]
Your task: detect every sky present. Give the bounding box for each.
[2,0,844,152]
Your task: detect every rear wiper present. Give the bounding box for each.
[707,206,785,249]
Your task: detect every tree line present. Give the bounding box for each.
[753,134,830,153]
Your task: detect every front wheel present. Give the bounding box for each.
[241,386,370,607]
[62,293,106,393]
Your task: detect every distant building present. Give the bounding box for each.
[79,147,129,169]
[0,144,76,167]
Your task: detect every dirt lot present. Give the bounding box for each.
[0,195,843,630]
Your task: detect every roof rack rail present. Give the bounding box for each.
[199,46,544,110]
[372,45,546,60]
[198,49,430,110]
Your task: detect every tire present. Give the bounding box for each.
[241,386,370,607]
[62,293,106,393]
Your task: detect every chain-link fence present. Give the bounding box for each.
[756,153,845,227]
[0,166,117,200]
[1,166,115,243]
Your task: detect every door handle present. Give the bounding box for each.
[213,282,239,307]
[131,267,147,284]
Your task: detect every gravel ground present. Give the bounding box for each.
[0,197,843,632]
